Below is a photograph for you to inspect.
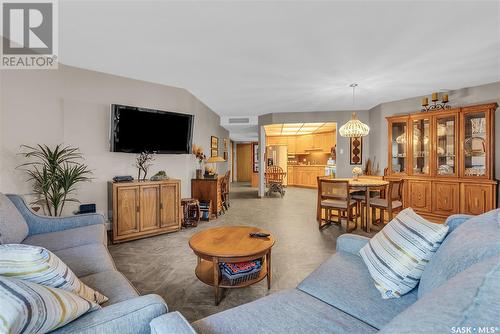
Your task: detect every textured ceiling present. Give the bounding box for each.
[59,1,500,117]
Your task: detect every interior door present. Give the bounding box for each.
[160,183,179,228]
[116,186,140,236]
[139,185,160,232]
[236,143,252,181]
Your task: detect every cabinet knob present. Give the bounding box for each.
[160,203,163,210]
[136,205,140,213]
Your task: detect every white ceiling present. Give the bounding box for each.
[59,1,500,118]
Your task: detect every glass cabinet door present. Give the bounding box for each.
[435,115,457,176]
[391,121,407,173]
[463,112,487,177]
[411,118,430,175]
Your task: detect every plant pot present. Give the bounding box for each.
[196,169,203,179]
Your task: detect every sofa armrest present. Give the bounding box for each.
[336,234,370,255]
[6,194,105,236]
[150,312,197,334]
[52,294,168,334]
[444,214,474,233]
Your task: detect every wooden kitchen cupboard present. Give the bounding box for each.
[385,103,497,222]
[109,179,181,243]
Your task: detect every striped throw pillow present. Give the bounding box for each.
[0,244,108,304]
[359,208,449,299]
[0,276,99,334]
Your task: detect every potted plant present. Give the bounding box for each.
[135,151,155,181]
[18,144,92,217]
[192,145,206,179]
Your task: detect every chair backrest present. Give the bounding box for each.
[317,178,350,202]
[266,165,285,183]
[224,170,230,193]
[388,179,403,201]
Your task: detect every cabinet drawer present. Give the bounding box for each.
[432,182,459,216]
[407,180,432,212]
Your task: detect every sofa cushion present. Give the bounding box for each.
[52,294,168,334]
[359,208,448,299]
[298,251,417,329]
[192,289,377,334]
[80,270,139,306]
[54,243,116,277]
[380,255,500,334]
[0,244,108,304]
[0,193,29,244]
[418,209,500,298]
[22,223,107,251]
[0,275,99,334]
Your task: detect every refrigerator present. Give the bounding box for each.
[266,145,288,185]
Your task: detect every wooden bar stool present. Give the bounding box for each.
[181,198,201,228]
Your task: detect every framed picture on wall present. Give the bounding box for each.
[211,148,218,157]
[350,137,362,165]
[223,151,228,161]
[211,136,218,149]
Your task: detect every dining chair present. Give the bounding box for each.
[317,177,357,232]
[361,179,404,227]
[265,165,286,197]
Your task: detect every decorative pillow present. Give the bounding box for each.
[359,208,449,299]
[0,276,99,334]
[0,193,29,244]
[0,244,108,304]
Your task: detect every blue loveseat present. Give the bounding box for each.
[0,193,168,333]
[153,209,500,334]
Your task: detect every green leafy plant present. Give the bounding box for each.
[18,144,92,216]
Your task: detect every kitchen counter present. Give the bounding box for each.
[287,165,327,188]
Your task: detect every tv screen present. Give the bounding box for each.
[110,104,193,154]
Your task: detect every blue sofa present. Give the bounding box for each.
[152,209,500,334]
[0,194,168,334]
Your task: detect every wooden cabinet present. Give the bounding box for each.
[432,182,459,216]
[408,180,432,212]
[287,166,294,185]
[191,176,224,217]
[110,179,181,243]
[115,186,140,237]
[386,103,498,222]
[287,136,297,154]
[460,183,495,215]
[287,166,324,188]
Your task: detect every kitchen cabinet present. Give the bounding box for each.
[287,136,297,154]
[287,166,325,188]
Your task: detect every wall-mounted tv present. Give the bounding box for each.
[110,104,193,154]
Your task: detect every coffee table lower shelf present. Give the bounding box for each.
[195,259,268,289]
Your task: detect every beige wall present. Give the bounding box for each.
[0,65,229,218]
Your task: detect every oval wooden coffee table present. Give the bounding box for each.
[189,226,275,305]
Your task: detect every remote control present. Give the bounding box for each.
[249,232,270,238]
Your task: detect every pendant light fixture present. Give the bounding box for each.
[339,84,370,138]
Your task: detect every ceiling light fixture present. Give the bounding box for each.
[339,84,370,138]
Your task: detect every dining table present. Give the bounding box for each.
[316,177,389,233]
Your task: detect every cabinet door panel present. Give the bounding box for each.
[408,180,431,212]
[432,182,459,216]
[460,184,493,215]
[160,184,179,228]
[116,186,139,236]
[140,185,160,232]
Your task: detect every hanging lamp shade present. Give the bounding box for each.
[339,112,370,137]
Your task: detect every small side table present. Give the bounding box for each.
[181,198,200,228]
[189,226,275,305]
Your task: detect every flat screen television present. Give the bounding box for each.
[110,104,193,154]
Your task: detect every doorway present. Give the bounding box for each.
[236,143,252,182]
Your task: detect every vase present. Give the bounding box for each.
[196,169,203,179]
[353,173,359,181]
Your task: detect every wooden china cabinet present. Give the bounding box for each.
[386,103,497,222]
